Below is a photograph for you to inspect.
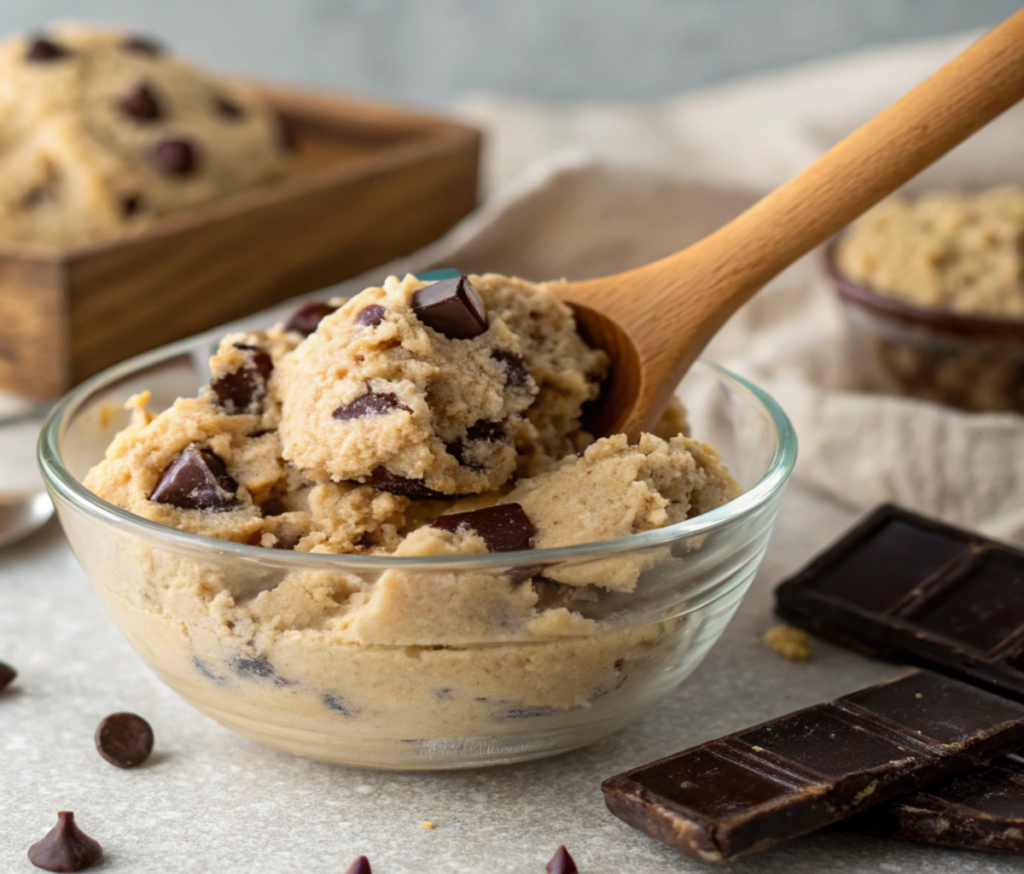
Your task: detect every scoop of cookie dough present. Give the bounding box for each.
[275,273,607,496]
[0,24,288,245]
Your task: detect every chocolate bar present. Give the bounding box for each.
[852,754,1024,853]
[774,504,1024,705]
[601,670,1024,862]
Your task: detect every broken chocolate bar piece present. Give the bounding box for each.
[851,754,1024,853]
[601,670,1024,862]
[365,467,449,499]
[774,504,1024,703]
[211,345,273,414]
[431,503,536,553]
[149,443,238,511]
[333,391,411,421]
[412,275,488,340]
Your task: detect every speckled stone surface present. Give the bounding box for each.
[3,483,1020,873]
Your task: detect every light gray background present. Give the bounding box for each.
[0,0,1019,104]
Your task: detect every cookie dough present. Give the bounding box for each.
[0,24,288,245]
[837,186,1024,316]
[84,272,741,757]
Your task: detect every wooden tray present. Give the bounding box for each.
[0,83,481,399]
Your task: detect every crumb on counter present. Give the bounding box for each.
[421,821,435,830]
[763,625,812,661]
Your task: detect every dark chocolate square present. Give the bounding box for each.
[906,549,1024,653]
[844,670,1024,746]
[627,747,796,820]
[739,708,916,778]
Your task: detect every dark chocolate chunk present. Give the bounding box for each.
[213,93,245,120]
[152,138,197,175]
[28,812,103,872]
[120,82,162,121]
[546,845,578,874]
[354,304,386,328]
[492,349,530,388]
[286,301,336,336]
[120,193,144,217]
[0,660,15,691]
[365,467,449,499]
[122,35,164,56]
[94,712,154,769]
[149,443,238,511]
[334,392,411,421]
[447,420,507,471]
[412,275,487,340]
[323,694,354,717]
[601,670,1024,862]
[431,503,536,553]
[211,345,274,414]
[344,857,371,874]
[774,504,1024,703]
[853,754,1024,853]
[26,37,70,62]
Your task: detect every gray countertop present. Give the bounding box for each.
[2,481,1017,873]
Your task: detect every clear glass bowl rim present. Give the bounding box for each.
[38,339,798,572]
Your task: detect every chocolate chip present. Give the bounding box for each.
[278,118,297,152]
[28,812,103,872]
[214,94,245,120]
[94,712,154,769]
[323,694,354,716]
[0,660,16,691]
[211,345,273,414]
[366,467,449,499]
[285,301,336,336]
[448,420,507,470]
[430,503,536,553]
[354,304,386,328]
[546,846,578,874]
[26,37,70,62]
[334,392,411,421]
[412,275,487,340]
[492,350,530,388]
[149,443,238,511]
[120,82,161,121]
[152,138,197,175]
[122,35,164,56]
[229,655,290,685]
[344,857,371,874]
[120,193,144,217]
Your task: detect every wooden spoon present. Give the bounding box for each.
[561,10,1024,440]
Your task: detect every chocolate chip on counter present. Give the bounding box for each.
[412,275,488,340]
[492,349,530,388]
[213,93,245,120]
[27,812,103,872]
[365,467,449,499]
[26,37,70,62]
[285,301,336,336]
[334,392,411,422]
[120,193,144,217]
[354,304,386,328]
[546,845,578,874]
[122,35,164,56]
[120,82,162,121]
[211,345,273,414]
[152,138,197,175]
[149,443,238,511]
[344,856,372,874]
[431,503,536,553]
[0,660,16,691]
[94,712,154,769]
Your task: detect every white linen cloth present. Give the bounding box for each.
[407,31,1024,542]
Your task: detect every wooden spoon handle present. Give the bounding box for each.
[673,10,1024,330]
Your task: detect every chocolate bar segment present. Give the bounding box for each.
[601,670,1024,862]
[774,504,1024,703]
[853,755,1024,853]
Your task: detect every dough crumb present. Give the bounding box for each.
[420,821,435,830]
[763,625,812,661]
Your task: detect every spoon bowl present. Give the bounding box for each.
[0,491,53,549]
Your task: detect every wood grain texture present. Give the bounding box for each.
[562,10,1024,441]
[0,83,480,399]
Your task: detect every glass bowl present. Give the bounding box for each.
[826,243,1024,412]
[38,337,796,770]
